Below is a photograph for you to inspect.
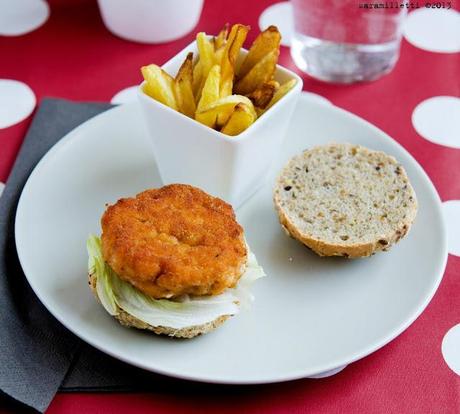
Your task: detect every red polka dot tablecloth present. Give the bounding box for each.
[1,0,459,412]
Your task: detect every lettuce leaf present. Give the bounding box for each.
[87,235,117,316]
[86,235,265,329]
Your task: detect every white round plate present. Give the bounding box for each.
[15,94,447,383]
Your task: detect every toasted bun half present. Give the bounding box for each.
[273,143,418,258]
[88,272,230,339]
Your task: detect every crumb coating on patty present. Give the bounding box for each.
[101,184,247,299]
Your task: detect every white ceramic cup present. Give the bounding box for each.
[138,40,303,208]
[97,0,204,44]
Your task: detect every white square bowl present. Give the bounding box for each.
[138,40,303,208]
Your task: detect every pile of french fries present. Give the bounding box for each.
[141,24,297,136]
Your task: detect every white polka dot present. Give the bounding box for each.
[442,200,460,257]
[412,96,460,149]
[0,182,4,198]
[0,80,36,129]
[301,92,333,106]
[442,324,460,376]
[259,2,293,47]
[0,0,49,36]
[111,86,139,105]
[404,9,460,53]
[307,364,347,379]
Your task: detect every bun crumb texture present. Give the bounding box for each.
[274,143,418,258]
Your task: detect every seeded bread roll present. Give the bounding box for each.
[273,143,417,258]
[88,272,230,339]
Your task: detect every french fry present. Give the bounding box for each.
[197,32,215,74]
[141,64,178,110]
[174,52,196,118]
[194,25,229,103]
[234,48,279,95]
[196,32,216,101]
[267,79,280,90]
[221,103,256,136]
[255,106,265,118]
[214,45,225,65]
[220,24,249,98]
[197,94,256,127]
[141,23,289,136]
[265,79,297,111]
[196,65,221,128]
[197,65,221,111]
[218,24,249,127]
[237,26,281,79]
[214,23,229,50]
[246,81,277,109]
[192,58,203,99]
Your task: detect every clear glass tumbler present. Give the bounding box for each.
[290,0,407,83]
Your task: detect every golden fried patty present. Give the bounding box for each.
[101,184,247,299]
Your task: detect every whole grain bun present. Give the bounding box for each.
[88,272,230,339]
[273,143,417,258]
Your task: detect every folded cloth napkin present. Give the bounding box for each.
[0,98,160,413]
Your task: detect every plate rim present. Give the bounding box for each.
[14,94,448,383]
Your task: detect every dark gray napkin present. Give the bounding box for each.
[0,99,157,412]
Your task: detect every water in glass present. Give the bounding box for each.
[290,0,407,83]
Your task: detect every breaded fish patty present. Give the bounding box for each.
[101,184,247,299]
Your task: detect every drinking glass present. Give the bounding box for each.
[290,0,407,83]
